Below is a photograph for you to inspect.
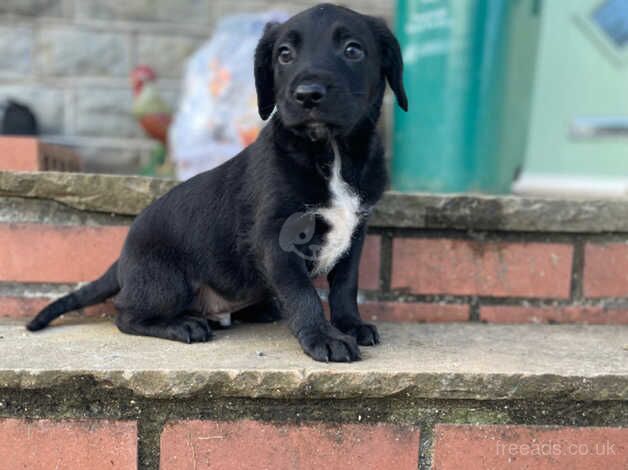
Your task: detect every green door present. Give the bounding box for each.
[515,0,628,195]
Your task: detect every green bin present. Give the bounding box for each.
[392,0,541,193]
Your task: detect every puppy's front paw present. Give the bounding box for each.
[332,320,380,346]
[298,327,361,362]
[346,322,380,346]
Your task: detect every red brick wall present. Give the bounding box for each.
[432,424,628,470]
[2,419,624,469]
[161,421,420,470]
[0,223,127,283]
[1,221,628,324]
[0,419,137,470]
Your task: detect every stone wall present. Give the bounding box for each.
[0,0,394,173]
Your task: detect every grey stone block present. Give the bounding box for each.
[137,34,203,78]
[340,0,394,19]
[75,0,212,25]
[0,26,34,76]
[0,170,178,215]
[74,88,142,138]
[0,0,64,17]
[0,85,64,134]
[6,171,628,234]
[36,27,131,77]
[0,196,133,226]
[210,0,393,23]
[157,0,212,25]
[78,143,152,174]
[72,86,179,140]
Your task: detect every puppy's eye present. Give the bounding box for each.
[278,46,295,65]
[344,42,364,61]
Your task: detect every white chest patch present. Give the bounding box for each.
[312,139,362,275]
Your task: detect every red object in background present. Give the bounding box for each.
[138,114,171,145]
[131,65,172,146]
[0,136,81,172]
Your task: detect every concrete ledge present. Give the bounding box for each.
[1,319,626,401]
[3,171,628,232]
[0,171,176,216]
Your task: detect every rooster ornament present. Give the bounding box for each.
[130,65,174,176]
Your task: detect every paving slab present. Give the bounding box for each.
[0,319,626,401]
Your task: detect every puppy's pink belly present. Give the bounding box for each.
[191,285,263,316]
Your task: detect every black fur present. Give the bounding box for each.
[27,3,407,362]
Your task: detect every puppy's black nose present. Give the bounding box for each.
[294,83,327,107]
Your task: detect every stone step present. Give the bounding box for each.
[1,319,626,401]
[0,318,626,469]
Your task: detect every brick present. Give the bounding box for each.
[161,420,419,470]
[36,27,130,77]
[433,424,627,470]
[360,301,469,322]
[359,235,381,290]
[0,223,127,283]
[584,243,628,298]
[323,301,468,323]
[0,296,49,318]
[391,238,573,298]
[480,305,628,324]
[0,131,78,174]
[0,419,137,470]
[314,235,381,290]
[0,296,117,319]
[0,137,40,171]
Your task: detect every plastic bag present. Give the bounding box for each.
[170,12,288,180]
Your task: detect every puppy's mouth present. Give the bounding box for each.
[304,122,329,142]
[279,103,346,141]
[294,116,339,142]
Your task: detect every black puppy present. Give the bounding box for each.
[27,3,407,362]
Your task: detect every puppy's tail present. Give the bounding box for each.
[26,261,120,332]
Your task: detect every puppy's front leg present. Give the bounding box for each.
[262,243,360,362]
[328,223,380,346]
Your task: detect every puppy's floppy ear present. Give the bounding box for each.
[368,17,408,112]
[254,22,280,120]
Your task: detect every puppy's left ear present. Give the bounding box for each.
[368,17,408,112]
[254,22,280,120]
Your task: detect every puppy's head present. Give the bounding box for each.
[254,3,407,141]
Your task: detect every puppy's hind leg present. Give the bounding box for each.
[116,312,212,343]
[114,263,212,344]
[233,298,282,324]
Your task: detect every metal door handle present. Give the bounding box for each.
[571,116,628,138]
